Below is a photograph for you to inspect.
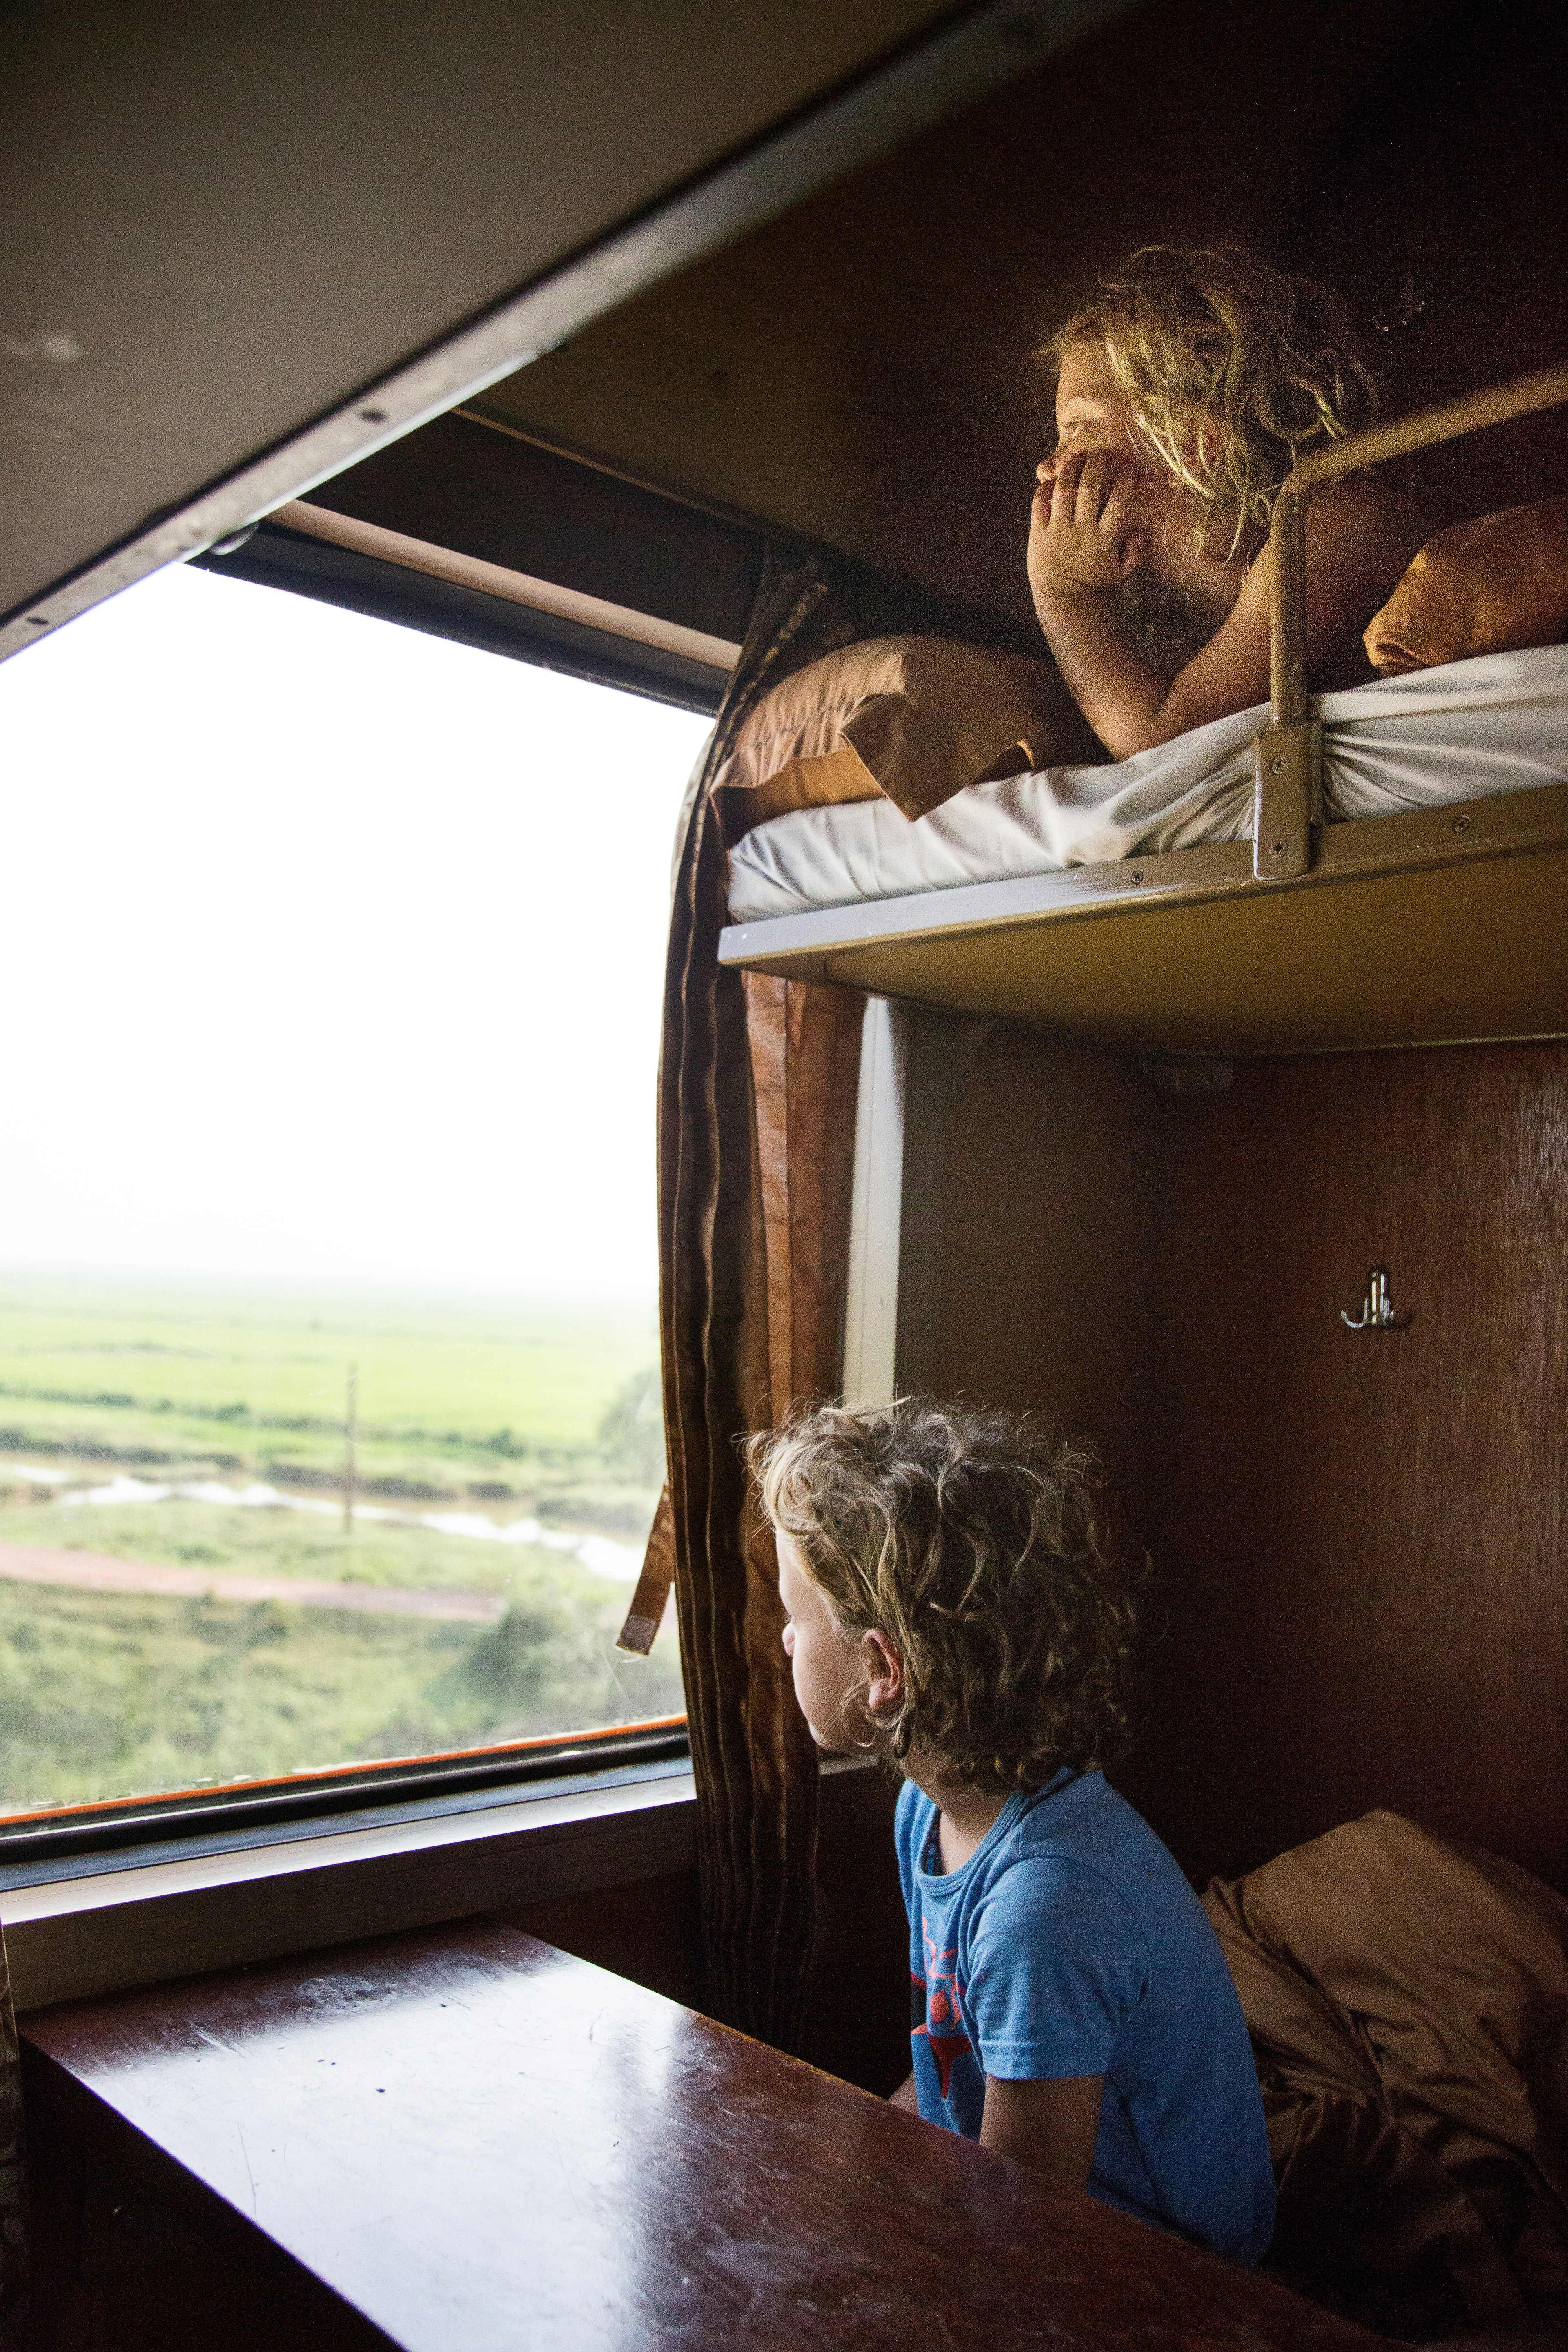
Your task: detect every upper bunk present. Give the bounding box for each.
[718,776,1568,1058]
[250,0,1566,1064]
[716,366,1568,1058]
[12,0,1567,1075]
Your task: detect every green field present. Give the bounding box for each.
[0,1271,663,1508]
[0,1274,681,1813]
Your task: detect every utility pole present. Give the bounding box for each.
[343,1363,358,1537]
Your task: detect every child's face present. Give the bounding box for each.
[1053,344,1147,472]
[776,1530,870,1753]
[1050,345,1184,539]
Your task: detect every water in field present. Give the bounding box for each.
[0,1275,684,1811]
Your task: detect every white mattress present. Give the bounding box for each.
[726,646,1568,921]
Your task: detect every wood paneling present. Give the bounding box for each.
[922,1029,1567,1899]
[1284,0,1568,535]
[1123,1040,1568,1892]
[931,1029,1157,1545]
[799,1765,909,2097]
[22,1919,1383,2352]
[3,1775,698,2014]
[497,1866,704,2011]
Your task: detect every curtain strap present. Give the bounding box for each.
[617,1482,674,1655]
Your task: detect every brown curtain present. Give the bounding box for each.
[0,1922,25,2331]
[646,546,1033,2047]
[654,554,865,2049]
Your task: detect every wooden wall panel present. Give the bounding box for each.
[1281,0,1568,534]
[484,0,1441,626]
[922,1028,1566,1901]
[1119,1040,1568,1893]
[929,1029,1158,1546]
[498,1867,705,2012]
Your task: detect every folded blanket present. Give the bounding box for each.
[1203,1812,1568,2343]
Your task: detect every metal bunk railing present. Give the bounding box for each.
[1252,358,1568,881]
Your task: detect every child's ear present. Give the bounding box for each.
[862,1628,904,1717]
[1178,413,1220,477]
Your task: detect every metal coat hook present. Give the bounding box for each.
[1341,1267,1413,1331]
[1373,270,1428,334]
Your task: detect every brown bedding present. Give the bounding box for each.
[710,632,1098,833]
[1364,494,1568,675]
[1203,1811,1568,2343]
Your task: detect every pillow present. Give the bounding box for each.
[1363,492,1568,675]
[713,634,1100,840]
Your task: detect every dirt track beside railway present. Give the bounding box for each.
[0,1543,503,1624]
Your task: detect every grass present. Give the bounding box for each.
[0,1271,660,1495]
[0,1273,682,1813]
[0,1578,684,1813]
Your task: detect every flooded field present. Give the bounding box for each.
[0,1276,681,1813]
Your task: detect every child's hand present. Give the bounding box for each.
[1028,449,1148,608]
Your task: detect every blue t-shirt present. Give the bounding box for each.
[895,1768,1274,2265]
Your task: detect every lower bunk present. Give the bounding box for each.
[1205,1811,1568,2344]
[808,1016,1568,2344]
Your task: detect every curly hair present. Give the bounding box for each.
[1041,245,1379,561]
[747,1398,1139,1795]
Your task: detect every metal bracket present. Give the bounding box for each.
[1252,719,1323,882]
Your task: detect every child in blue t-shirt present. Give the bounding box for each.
[748,1399,1275,2266]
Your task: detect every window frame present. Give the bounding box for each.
[0,543,704,1882]
[195,516,733,713]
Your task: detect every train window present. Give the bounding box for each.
[0,559,702,1831]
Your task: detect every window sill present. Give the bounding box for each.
[1,1755,876,2015]
[2,1762,699,2013]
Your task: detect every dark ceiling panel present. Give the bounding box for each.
[0,0,1136,655]
[0,0,928,617]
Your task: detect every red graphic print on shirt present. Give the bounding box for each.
[911,1925,973,2099]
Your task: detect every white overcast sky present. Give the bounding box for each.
[0,564,710,1297]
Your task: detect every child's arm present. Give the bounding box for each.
[981,2072,1104,2191]
[889,2071,922,2112]
[1028,452,1418,759]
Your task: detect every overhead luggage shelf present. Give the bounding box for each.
[719,780,1568,1057]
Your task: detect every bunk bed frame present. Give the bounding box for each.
[720,364,1568,1058]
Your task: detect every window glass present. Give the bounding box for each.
[0,564,706,1815]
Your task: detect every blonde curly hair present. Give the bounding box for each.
[1042,246,1379,560]
[748,1398,1139,1794]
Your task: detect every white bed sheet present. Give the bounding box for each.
[725,646,1568,921]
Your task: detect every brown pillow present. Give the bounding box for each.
[713,634,1099,841]
[1363,492,1568,675]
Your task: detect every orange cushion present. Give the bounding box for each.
[1364,492,1568,675]
[714,634,1099,838]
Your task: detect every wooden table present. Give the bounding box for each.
[21,1920,1384,2351]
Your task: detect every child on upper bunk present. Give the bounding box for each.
[1029,245,1424,756]
[750,1398,1276,2267]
